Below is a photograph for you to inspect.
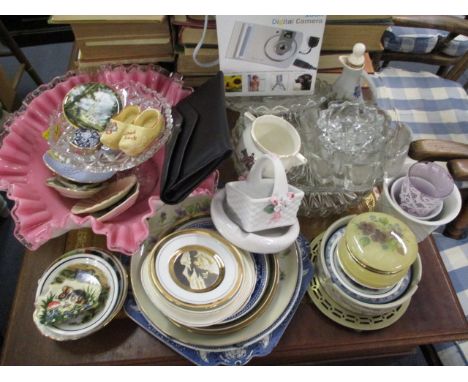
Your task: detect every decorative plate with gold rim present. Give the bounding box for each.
[34,252,119,340]
[175,216,275,327]
[140,245,256,328]
[62,83,122,132]
[149,229,245,310]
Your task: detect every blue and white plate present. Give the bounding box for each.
[324,226,412,304]
[125,233,313,366]
[43,151,115,184]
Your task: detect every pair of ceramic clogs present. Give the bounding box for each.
[100,105,165,157]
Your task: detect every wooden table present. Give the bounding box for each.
[1,215,467,365]
[1,109,467,365]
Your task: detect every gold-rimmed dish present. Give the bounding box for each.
[62,82,122,132]
[140,246,256,328]
[148,228,245,311]
[172,253,280,335]
[33,250,121,341]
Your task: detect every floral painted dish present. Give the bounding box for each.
[325,226,412,304]
[62,82,122,131]
[0,64,217,255]
[71,174,137,214]
[309,234,411,331]
[69,128,102,155]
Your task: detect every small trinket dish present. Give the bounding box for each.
[46,177,106,199]
[337,212,418,289]
[43,151,116,184]
[71,174,138,215]
[33,248,127,341]
[69,128,101,155]
[225,154,304,233]
[62,83,121,132]
[94,182,140,222]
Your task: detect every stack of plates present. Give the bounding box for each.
[140,225,272,329]
[33,248,127,341]
[309,215,422,329]
[125,196,314,366]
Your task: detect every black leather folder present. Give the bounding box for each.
[160,72,232,204]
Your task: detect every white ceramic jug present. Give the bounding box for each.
[237,112,307,177]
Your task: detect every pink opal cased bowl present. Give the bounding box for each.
[0,65,217,255]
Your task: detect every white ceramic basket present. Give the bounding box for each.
[225,155,304,233]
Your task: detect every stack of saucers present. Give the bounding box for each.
[311,212,422,327]
[33,248,127,341]
[140,222,280,331]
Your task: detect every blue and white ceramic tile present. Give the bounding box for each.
[124,234,313,366]
[324,226,412,304]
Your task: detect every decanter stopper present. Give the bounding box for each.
[332,43,367,101]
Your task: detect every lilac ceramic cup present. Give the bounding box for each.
[399,162,454,217]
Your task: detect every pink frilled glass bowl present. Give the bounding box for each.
[0,65,218,255]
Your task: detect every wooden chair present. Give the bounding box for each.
[409,139,468,239]
[373,16,468,84]
[0,19,43,111]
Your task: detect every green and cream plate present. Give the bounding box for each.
[62,82,121,132]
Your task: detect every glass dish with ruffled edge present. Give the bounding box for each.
[0,64,219,255]
[47,80,173,173]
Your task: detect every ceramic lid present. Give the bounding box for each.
[344,212,417,274]
[62,82,121,132]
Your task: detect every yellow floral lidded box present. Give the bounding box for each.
[337,212,418,289]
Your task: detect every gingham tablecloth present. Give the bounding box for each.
[370,68,468,365]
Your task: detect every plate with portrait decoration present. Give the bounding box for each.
[140,243,256,328]
[148,229,245,311]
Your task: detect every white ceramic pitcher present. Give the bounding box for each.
[237,112,307,177]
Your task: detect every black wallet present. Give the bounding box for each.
[160,72,232,204]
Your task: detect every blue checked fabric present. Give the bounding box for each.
[383,26,468,57]
[370,68,468,365]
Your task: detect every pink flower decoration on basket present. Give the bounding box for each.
[0,65,217,255]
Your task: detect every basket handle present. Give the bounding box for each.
[246,154,289,197]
